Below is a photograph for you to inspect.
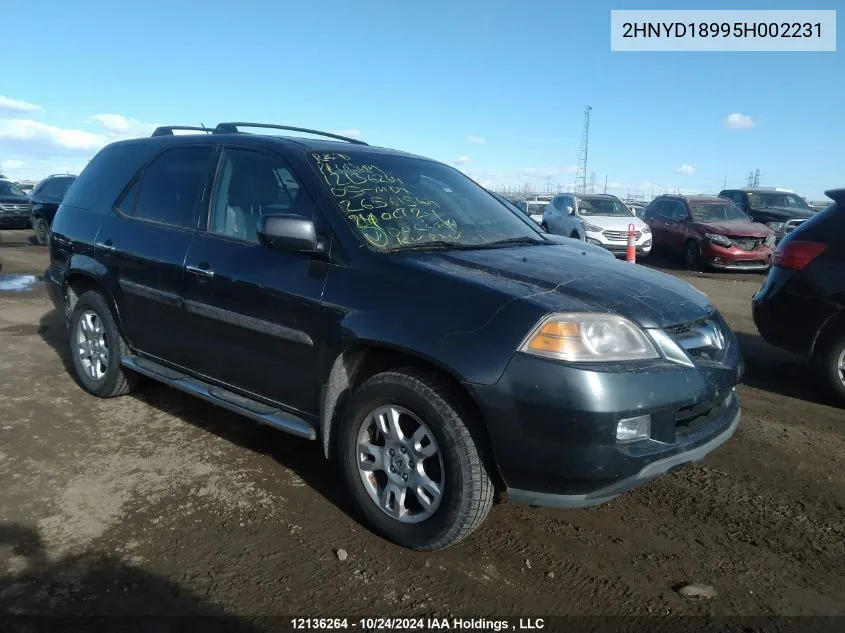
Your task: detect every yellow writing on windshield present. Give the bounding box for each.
[312,153,461,248]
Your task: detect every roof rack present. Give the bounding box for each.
[212,122,368,145]
[151,125,213,137]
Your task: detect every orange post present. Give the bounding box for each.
[626,223,637,263]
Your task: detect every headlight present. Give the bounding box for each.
[765,233,776,246]
[519,313,660,362]
[641,225,650,234]
[582,222,603,233]
[704,232,732,247]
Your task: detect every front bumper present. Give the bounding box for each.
[0,213,31,229]
[586,235,652,256]
[702,241,772,270]
[466,330,742,507]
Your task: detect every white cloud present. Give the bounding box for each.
[0,96,43,117]
[454,156,471,165]
[467,135,486,144]
[333,129,361,139]
[1,159,25,171]
[724,113,756,130]
[0,112,160,180]
[675,163,695,175]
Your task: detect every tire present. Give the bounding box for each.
[68,290,138,398]
[338,368,494,551]
[684,240,702,271]
[33,217,49,246]
[811,329,845,404]
[570,231,579,240]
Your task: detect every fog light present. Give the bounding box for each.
[586,238,601,245]
[616,414,651,442]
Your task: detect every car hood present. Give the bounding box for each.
[750,206,815,221]
[403,244,713,329]
[0,195,29,205]
[578,214,645,231]
[693,220,771,237]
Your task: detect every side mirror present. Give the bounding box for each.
[566,206,574,215]
[257,214,326,254]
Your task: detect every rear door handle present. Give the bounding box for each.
[186,264,215,278]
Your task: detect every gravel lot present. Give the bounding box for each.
[1,229,842,628]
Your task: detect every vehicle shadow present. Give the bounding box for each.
[735,331,839,407]
[37,308,360,526]
[0,521,263,631]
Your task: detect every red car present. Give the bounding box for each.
[642,194,775,271]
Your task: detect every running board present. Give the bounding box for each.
[121,356,316,440]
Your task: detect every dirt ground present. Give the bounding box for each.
[0,229,843,628]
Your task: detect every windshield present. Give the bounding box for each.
[747,192,810,210]
[308,152,545,251]
[577,197,633,217]
[0,181,26,197]
[690,203,748,223]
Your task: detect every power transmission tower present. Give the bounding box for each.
[575,105,592,194]
[753,169,760,187]
[588,172,596,193]
[746,171,755,187]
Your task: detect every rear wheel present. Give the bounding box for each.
[33,217,49,246]
[811,329,845,404]
[338,369,494,551]
[68,290,138,398]
[684,240,702,271]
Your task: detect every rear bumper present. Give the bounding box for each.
[752,267,833,356]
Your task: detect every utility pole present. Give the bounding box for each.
[604,175,608,194]
[722,176,727,189]
[575,105,592,194]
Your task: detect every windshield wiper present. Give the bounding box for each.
[386,240,478,252]
[475,236,547,248]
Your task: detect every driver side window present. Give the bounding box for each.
[209,148,314,243]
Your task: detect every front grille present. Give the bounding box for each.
[728,236,765,251]
[675,391,732,435]
[0,203,28,213]
[603,230,641,241]
[664,318,727,363]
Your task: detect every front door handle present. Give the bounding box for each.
[95,240,116,253]
[186,264,215,279]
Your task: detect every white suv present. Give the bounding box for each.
[543,193,652,258]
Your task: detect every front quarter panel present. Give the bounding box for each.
[319,256,543,386]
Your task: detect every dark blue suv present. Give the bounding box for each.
[44,122,742,550]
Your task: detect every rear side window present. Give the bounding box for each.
[121,146,214,228]
[63,143,151,211]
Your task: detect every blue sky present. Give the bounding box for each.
[1,0,841,200]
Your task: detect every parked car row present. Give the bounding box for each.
[505,186,821,272]
[0,173,77,245]
[41,122,744,551]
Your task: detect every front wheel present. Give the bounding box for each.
[338,369,494,551]
[33,217,49,246]
[684,240,702,271]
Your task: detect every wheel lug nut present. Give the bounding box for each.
[388,449,394,456]
[402,473,408,481]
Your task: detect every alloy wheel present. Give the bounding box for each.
[75,309,109,382]
[355,405,445,524]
